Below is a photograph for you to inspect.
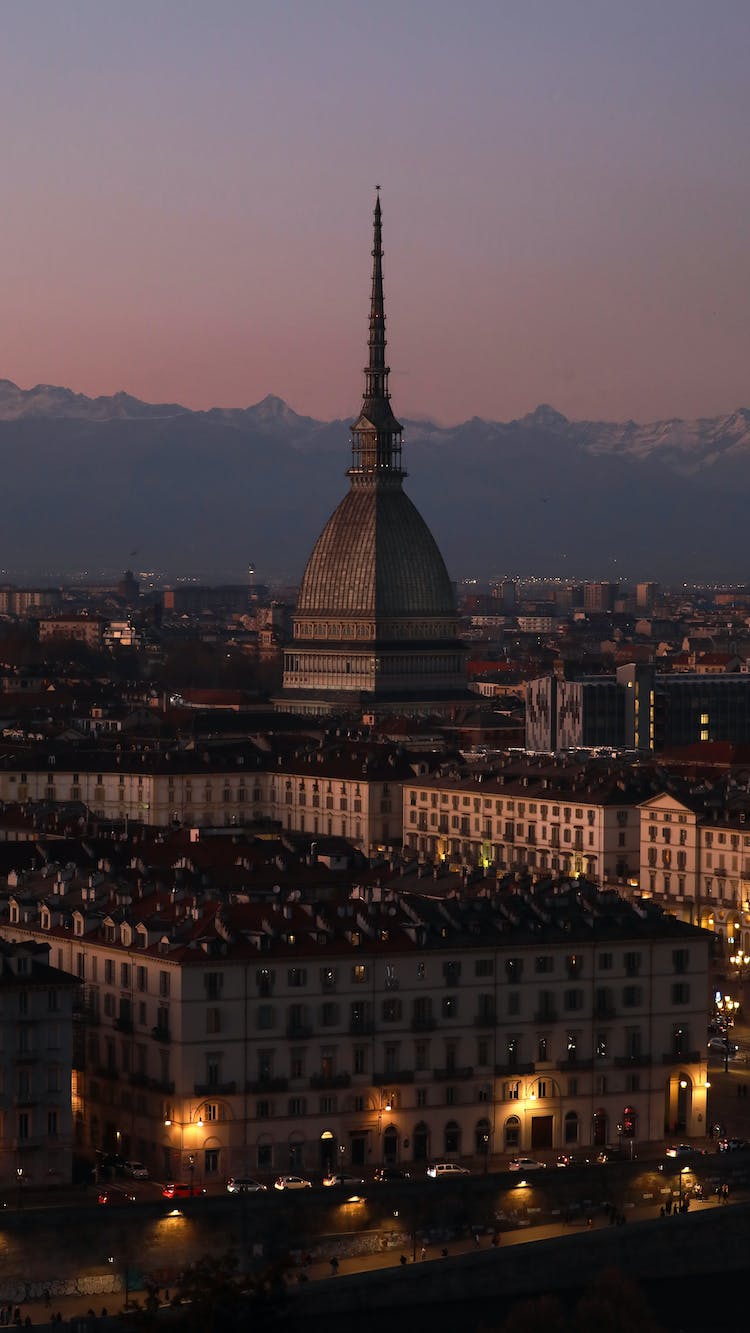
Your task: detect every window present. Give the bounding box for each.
[416,1087,428,1108]
[672,982,690,1005]
[321,1002,339,1027]
[206,1008,222,1034]
[257,969,274,996]
[475,959,493,977]
[672,949,689,974]
[535,956,553,974]
[104,960,114,985]
[137,967,148,993]
[204,973,223,999]
[564,988,583,1011]
[159,971,170,998]
[256,1100,271,1119]
[288,968,307,988]
[257,1005,274,1030]
[565,954,582,977]
[507,991,520,1016]
[353,1046,366,1074]
[352,964,367,984]
[382,997,402,1022]
[442,995,458,1019]
[567,1078,578,1096]
[120,963,131,989]
[598,952,613,971]
[623,986,642,1008]
[624,952,641,976]
[505,958,522,981]
[596,1033,608,1058]
[321,967,337,990]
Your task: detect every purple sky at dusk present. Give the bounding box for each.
[0,0,748,425]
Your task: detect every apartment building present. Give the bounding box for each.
[0,740,438,854]
[0,876,710,1178]
[401,766,657,885]
[0,939,77,1186]
[639,790,750,951]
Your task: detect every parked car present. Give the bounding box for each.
[161,1182,206,1199]
[664,1144,706,1160]
[426,1162,471,1179]
[274,1175,312,1191]
[555,1152,592,1168]
[122,1161,149,1179]
[373,1167,411,1182]
[226,1177,267,1194]
[507,1157,545,1172]
[97,1186,136,1205]
[596,1146,627,1164]
[708,1037,739,1058]
[322,1172,365,1188]
[718,1138,750,1153]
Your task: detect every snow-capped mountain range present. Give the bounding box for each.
[0,380,747,581]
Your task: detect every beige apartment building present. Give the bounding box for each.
[402,771,648,886]
[0,879,710,1180]
[639,791,750,951]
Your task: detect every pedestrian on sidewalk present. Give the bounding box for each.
[329,1257,339,1275]
[420,1245,427,1261]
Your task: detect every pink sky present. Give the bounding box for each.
[0,0,748,425]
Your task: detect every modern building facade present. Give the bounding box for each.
[279,196,466,717]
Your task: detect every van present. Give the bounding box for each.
[426,1162,471,1179]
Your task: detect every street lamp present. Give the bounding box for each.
[16,1167,23,1211]
[339,1143,346,1190]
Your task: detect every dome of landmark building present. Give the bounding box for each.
[296,482,456,620]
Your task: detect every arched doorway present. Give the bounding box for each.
[665,1073,692,1135]
[444,1121,461,1156]
[413,1121,430,1161]
[475,1117,491,1159]
[504,1115,520,1151]
[320,1129,336,1173]
[564,1110,579,1145]
[592,1108,608,1146]
[382,1125,398,1163]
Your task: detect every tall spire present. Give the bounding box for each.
[350,191,404,478]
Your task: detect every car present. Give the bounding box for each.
[274,1175,312,1191]
[426,1162,471,1178]
[596,1146,627,1164]
[373,1167,411,1183]
[226,1177,267,1194]
[555,1152,592,1168]
[708,1037,739,1058]
[121,1160,149,1179]
[322,1172,365,1188]
[97,1186,136,1205]
[664,1144,706,1160]
[161,1182,207,1199]
[718,1138,750,1153]
[507,1157,545,1172]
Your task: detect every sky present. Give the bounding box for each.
[0,0,748,425]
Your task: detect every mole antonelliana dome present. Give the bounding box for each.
[278,195,466,717]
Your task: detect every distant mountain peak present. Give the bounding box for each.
[523,404,570,428]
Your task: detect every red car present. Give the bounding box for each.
[161,1182,206,1199]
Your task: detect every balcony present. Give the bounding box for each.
[593,1005,616,1021]
[410,1016,436,1032]
[246,1077,288,1094]
[495,1061,535,1077]
[349,1021,375,1036]
[662,1051,702,1065]
[309,1073,351,1090]
[372,1070,414,1085]
[194,1081,237,1096]
[286,1023,313,1039]
[433,1066,473,1082]
[614,1054,652,1068]
[151,1026,171,1044]
[74,1006,100,1026]
[94,1065,119,1081]
[473,1013,497,1028]
[559,1056,594,1071]
[534,1010,559,1024]
[114,1017,134,1034]
[129,1072,175,1094]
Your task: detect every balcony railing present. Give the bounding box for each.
[194,1081,237,1096]
[309,1073,351,1090]
[129,1072,175,1094]
[473,1013,497,1028]
[534,1010,559,1024]
[495,1061,535,1077]
[410,1016,436,1032]
[246,1077,288,1094]
[614,1054,652,1068]
[372,1070,414,1085]
[151,1026,171,1043]
[349,1020,375,1035]
[662,1051,701,1065]
[433,1066,473,1082]
[593,1005,617,1020]
[286,1023,313,1039]
[559,1056,594,1070]
[114,1017,134,1034]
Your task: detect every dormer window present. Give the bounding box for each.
[105,924,115,944]
[73,914,84,937]
[9,903,19,925]
[41,909,50,930]
[136,926,148,949]
[120,924,132,947]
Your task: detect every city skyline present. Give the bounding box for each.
[0,1,747,425]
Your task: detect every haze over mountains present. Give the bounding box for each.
[0,379,748,584]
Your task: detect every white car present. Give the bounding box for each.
[426,1162,471,1179]
[274,1175,312,1191]
[121,1160,149,1179]
[507,1157,545,1172]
